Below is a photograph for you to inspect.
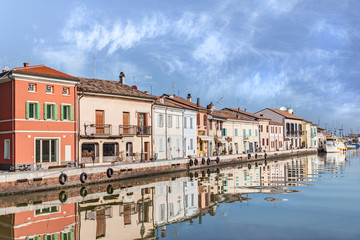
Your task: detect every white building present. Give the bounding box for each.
[153,97,184,160]
[311,124,318,148]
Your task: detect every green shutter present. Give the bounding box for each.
[26,102,30,119]
[69,105,73,121]
[60,104,64,121]
[53,233,58,240]
[53,104,58,120]
[44,103,48,120]
[225,128,227,136]
[69,231,74,240]
[36,103,41,120]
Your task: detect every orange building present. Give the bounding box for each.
[0,63,78,170]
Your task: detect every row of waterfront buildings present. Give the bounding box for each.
[0,63,326,170]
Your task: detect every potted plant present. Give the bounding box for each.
[222,149,227,155]
[229,150,233,154]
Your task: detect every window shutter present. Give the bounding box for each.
[25,102,30,119]
[60,104,64,121]
[36,103,41,120]
[225,128,227,136]
[69,105,73,121]
[53,104,58,120]
[44,103,48,120]
[53,234,58,240]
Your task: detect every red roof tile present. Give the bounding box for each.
[212,110,257,122]
[79,77,157,100]
[164,95,209,112]
[268,108,303,120]
[13,65,77,79]
[223,107,270,120]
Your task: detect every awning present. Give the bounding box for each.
[198,136,212,141]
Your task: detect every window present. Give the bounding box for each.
[266,126,269,132]
[103,143,118,157]
[197,113,200,125]
[280,127,282,134]
[184,117,187,128]
[81,143,99,163]
[4,139,10,159]
[26,102,40,120]
[158,113,164,127]
[262,138,265,146]
[271,141,274,148]
[28,83,36,92]
[44,103,57,120]
[35,139,58,163]
[243,129,246,139]
[255,129,258,136]
[190,117,193,129]
[235,129,238,136]
[46,85,54,94]
[275,127,277,133]
[249,129,252,136]
[168,115,172,128]
[62,87,70,95]
[176,116,180,128]
[266,138,269,146]
[190,139,194,150]
[260,125,263,132]
[209,120,212,130]
[203,114,207,126]
[61,104,73,121]
[222,128,227,136]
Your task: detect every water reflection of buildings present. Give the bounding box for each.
[0,153,349,239]
[0,203,77,240]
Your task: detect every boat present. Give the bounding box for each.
[323,137,347,153]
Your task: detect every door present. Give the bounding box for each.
[123,112,130,134]
[144,142,150,161]
[209,142,213,156]
[126,142,133,161]
[96,110,104,134]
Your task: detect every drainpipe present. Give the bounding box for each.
[9,73,15,170]
[182,110,185,158]
[74,82,79,166]
[77,89,84,167]
[151,102,155,161]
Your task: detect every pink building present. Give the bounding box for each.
[0,63,78,170]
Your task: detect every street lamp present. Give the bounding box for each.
[140,114,144,162]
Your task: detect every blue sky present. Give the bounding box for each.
[1,0,359,133]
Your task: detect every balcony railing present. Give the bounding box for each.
[286,131,305,137]
[84,124,112,135]
[119,125,151,136]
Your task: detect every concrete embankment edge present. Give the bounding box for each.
[0,149,317,196]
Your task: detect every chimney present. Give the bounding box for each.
[119,72,125,84]
[2,69,7,73]
[197,98,200,107]
[144,91,148,94]
[187,93,192,102]
[131,85,137,90]
[23,62,29,67]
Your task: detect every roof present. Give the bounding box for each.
[79,77,157,100]
[267,108,303,120]
[223,107,270,120]
[154,97,196,110]
[163,95,209,112]
[212,110,257,122]
[12,65,77,80]
[269,121,283,126]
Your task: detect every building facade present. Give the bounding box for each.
[78,77,156,165]
[0,63,78,170]
[269,122,284,151]
[255,108,303,150]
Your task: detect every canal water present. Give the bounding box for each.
[0,151,359,240]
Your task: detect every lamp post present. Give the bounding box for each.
[140,114,144,162]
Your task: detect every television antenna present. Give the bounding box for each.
[144,75,156,94]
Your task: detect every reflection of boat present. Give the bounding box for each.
[326,152,346,162]
[348,138,359,149]
[323,137,347,153]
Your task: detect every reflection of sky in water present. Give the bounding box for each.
[0,152,359,240]
[164,152,360,240]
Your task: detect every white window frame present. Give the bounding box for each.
[63,104,70,121]
[46,103,54,120]
[28,83,36,93]
[176,116,180,128]
[158,113,164,127]
[184,117,187,129]
[190,138,194,150]
[46,85,54,94]
[4,139,10,159]
[34,138,60,164]
[62,87,70,96]
[190,118,193,129]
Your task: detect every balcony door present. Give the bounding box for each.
[96,110,104,134]
[123,112,130,134]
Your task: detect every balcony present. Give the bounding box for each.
[286,131,305,137]
[84,124,112,135]
[119,125,151,136]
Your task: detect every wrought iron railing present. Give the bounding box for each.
[119,125,151,136]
